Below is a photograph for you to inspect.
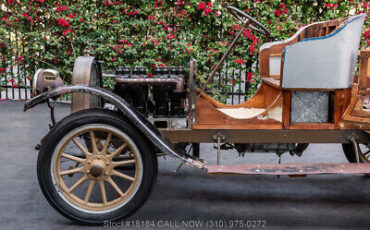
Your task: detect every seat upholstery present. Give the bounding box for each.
[282,14,366,89]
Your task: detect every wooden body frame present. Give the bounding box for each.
[193,18,370,132]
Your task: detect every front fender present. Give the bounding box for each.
[24,85,206,171]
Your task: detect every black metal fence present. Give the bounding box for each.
[0,61,251,105]
[0,66,31,101]
[218,66,252,105]
[0,32,253,105]
[0,22,32,100]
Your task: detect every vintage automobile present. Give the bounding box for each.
[25,6,369,224]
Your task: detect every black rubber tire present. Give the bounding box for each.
[342,143,358,163]
[37,109,157,225]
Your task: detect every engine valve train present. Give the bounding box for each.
[113,66,187,119]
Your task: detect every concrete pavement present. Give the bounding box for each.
[0,100,369,230]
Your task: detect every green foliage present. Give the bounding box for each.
[0,0,369,100]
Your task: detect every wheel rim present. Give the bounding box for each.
[51,124,143,213]
[359,143,370,163]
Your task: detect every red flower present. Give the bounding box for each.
[62,29,74,36]
[56,5,68,12]
[79,18,84,22]
[35,0,44,3]
[58,18,70,27]
[198,2,206,10]
[1,17,10,25]
[104,0,113,6]
[204,8,212,16]
[154,0,163,8]
[363,30,370,39]
[274,9,281,17]
[246,72,254,82]
[233,59,245,65]
[243,29,251,38]
[128,10,138,16]
[167,33,176,39]
[147,73,153,78]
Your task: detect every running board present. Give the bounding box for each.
[207,163,370,175]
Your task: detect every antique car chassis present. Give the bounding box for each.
[24,6,369,224]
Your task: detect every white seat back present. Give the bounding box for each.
[282,14,366,89]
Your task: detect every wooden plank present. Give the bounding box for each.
[359,51,369,93]
[282,91,291,129]
[334,90,343,128]
[289,123,335,130]
[261,77,281,88]
[259,49,270,78]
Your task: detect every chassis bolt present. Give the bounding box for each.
[87,160,91,164]
[87,170,90,173]
[97,156,101,159]
[106,162,109,166]
[105,172,109,176]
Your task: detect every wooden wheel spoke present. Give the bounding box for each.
[68,175,88,193]
[99,181,107,204]
[112,159,136,168]
[111,170,135,181]
[106,177,124,197]
[97,140,104,151]
[90,131,98,154]
[62,153,85,163]
[84,180,95,202]
[109,143,128,159]
[103,132,112,155]
[72,138,91,157]
[60,167,84,176]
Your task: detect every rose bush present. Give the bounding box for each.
[0,0,369,101]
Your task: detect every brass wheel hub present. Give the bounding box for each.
[86,155,112,180]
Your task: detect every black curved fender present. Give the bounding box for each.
[24,85,206,171]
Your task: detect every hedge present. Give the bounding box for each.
[1,0,369,100]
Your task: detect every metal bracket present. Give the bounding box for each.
[46,99,57,126]
[348,135,360,163]
[213,133,225,165]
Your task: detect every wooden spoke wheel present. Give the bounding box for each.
[358,143,370,163]
[53,125,141,212]
[37,109,157,224]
